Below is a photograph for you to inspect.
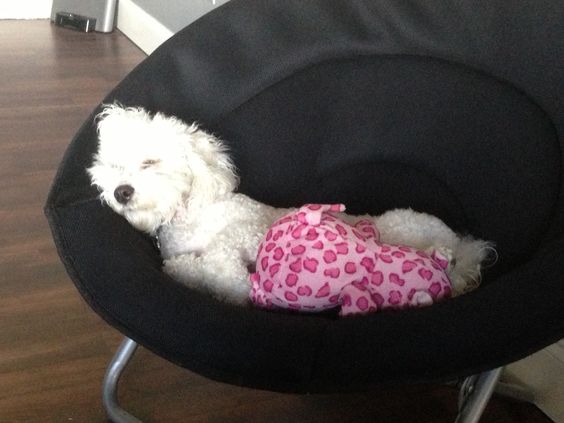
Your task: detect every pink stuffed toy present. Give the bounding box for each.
[250,204,452,316]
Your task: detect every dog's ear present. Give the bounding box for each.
[183,129,239,210]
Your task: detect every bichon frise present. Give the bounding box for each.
[88,104,493,305]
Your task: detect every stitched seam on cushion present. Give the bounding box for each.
[209,52,556,128]
[47,205,331,391]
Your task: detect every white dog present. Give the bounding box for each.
[88,104,493,305]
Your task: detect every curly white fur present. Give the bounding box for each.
[88,104,493,305]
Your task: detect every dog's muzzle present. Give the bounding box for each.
[114,184,135,204]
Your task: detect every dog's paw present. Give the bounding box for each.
[449,237,496,296]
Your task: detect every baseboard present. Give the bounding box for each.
[116,0,173,55]
[504,340,564,422]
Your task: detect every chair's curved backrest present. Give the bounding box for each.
[46,0,564,393]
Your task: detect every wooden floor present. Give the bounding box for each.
[0,20,553,423]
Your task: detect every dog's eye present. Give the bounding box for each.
[141,159,160,169]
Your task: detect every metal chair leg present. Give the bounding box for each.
[455,367,503,423]
[102,337,143,423]
[101,337,505,423]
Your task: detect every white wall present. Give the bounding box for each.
[0,0,53,19]
[117,0,229,55]
[505,340,564,422]
[131,0,230,33]
[117,0,174,55]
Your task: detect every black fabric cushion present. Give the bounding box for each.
[217,55,559,273]
[46,0,564,393]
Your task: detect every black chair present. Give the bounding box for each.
[45,1,564,422]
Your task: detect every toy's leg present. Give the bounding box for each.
[427,247,453,270]
[410,290,434,307]
[339,282,380,316]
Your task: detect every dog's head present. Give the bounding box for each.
[87,104,238,235]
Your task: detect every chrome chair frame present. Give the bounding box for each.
[103,336,508,423]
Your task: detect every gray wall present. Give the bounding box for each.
[132,0,230,33]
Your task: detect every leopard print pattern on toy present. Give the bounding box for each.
[250,204,452,316]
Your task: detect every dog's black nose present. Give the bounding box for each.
[114,185,135,204]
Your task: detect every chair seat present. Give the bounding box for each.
[45,0,564,394]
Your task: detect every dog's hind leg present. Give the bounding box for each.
[372,208,495,295]
[373,208,460,251]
